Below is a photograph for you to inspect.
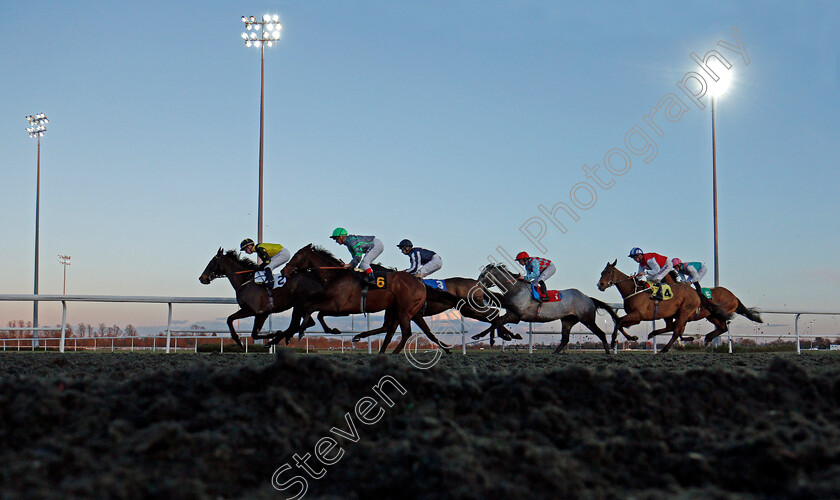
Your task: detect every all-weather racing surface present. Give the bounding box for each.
[2,350,840,499]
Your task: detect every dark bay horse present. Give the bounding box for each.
[659,271,763,344]
[596,260,731,353]
[279,244,432,354]
[358,277,519,347]
[198,249,325,347]
[478,264,622,354]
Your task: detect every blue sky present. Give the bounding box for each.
[1,1,838,333]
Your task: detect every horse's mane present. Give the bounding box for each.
[310,245,343,265]
[223,249,260,270]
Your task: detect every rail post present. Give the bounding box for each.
[59,300,67,353]
[461,316,466,355]
[165,302,173,354]
[367,315,372,354]
[528,322,534,354]
[795,313,801,355]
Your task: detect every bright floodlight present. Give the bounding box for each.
[240,14,282,47]
[26,113,49,138]
[710,72,732,98]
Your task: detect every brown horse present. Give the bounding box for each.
[198,249,326,348]
[658,271,763,344]
[596,260,730,353]
[278,244,433,354]
[358,277,520,347]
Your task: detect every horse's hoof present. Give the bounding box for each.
[471,334,483,340]
[352,336,361,343]
[512,334,523,340]
[630,336,638,342]
[330,329,342,335]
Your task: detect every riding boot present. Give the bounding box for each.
[263,267,274,290]
[539,281,549,302]
[650,282,663,301]
[365,269,376,284]
[693,282,702,294]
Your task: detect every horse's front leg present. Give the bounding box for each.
[250,313,270,341]
[318,311,343,335]
[226,309,254,348]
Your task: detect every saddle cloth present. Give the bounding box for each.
[254,272,287,288]
[646,282,674,300]
[422,279,447,291]
[531,287,562,302]
[701,288,713,300]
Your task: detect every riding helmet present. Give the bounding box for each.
[397,239,413,249]
[240,238,255,250]
[628,247,643,257]
[515,251,529,261]
[331,227,348,238]
[671,258,682,267]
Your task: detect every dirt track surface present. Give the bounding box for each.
[2,350,840,499]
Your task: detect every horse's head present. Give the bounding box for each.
[281,244,311,277]
[199,248,226,284]
[477,263,520,292]
[596,259,620,291]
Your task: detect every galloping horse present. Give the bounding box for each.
[279,244,433,354]
[478,264,622,354]
[658,271,763,344]
[359,277,519,347]
[596,260,731,353]
[198,249,325,347]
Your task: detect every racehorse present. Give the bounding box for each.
[358,277,520,347]
[198,248,326,348]
[596,260,731,353]
[477,263,622,354]
[278,244,434,354]
[658,271,763,344]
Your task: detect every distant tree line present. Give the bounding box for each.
[2,320,137,339]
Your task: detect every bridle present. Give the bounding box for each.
[600,267,651,298]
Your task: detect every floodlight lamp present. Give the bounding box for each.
[241,32,248,39]
[266,41,273,47]
[254,40,261,47]
[273,31,280,39]
[250,16,256,22]
[710,73,732,98]
[242,16,247,23]
[263,14,270,22]
[245,40,252,47]
[273,14,279,22]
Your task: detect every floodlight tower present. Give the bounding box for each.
[710,77,730,288]
[26,113,49,346]
[240,14,282,244]
[59,254,71,294]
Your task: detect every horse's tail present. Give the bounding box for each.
[590,296,622,325]
[735,300,763,323]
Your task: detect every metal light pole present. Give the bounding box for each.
[712,95,719,288]
[241,14,282,244]
[59,254,71,294]
[26,113,48,347]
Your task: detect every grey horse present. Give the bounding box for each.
[477,263,624,354]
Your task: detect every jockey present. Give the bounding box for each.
[397,239,442,278]
[330,227,383,283]
[240,238,290,289]
[672,258,708,293]
[628,247,673,300]
[515,251,555,302]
